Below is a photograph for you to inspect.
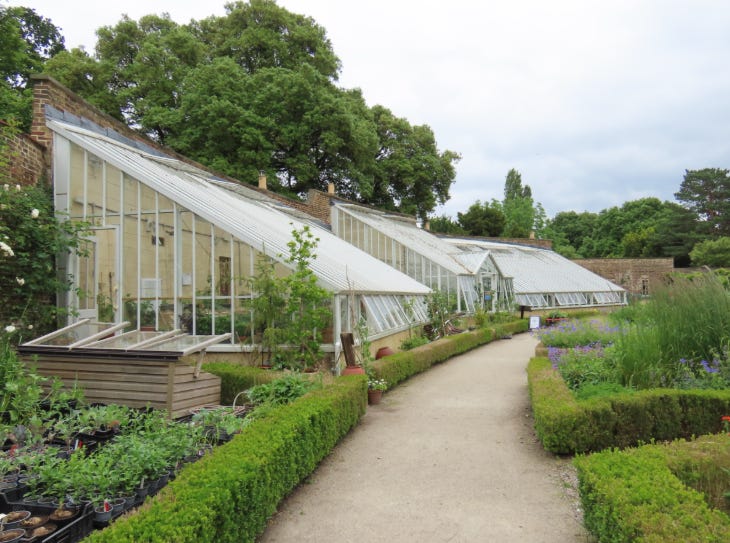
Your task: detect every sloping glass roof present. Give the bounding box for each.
[444,238,625,304]
[337,205,473,275]
[48,120,430,297]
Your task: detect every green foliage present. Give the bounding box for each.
[82,377,366,543]
[690,236,730,267]
[0,165,89,340]
[527,355,730,454]
[611,273,730,389]
[44,4,458,218]
[536,318,620,348]
[427,215,466,235]
[502,168,537,238]
[456,199,505,236]
[0,6,65,127]
[399,335,429,351]
[246,373,319,406]
[574,435,730,542]
[676,168,730,236]
[202,362,280,405]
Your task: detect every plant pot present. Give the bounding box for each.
[111,497,126,515]
[0,529,25,543]
[1,510,30,528]
[367,389,383,405]
[342,365,365,376]
[94,506,112,524]
[375,346,395,359]
[49,506,78,523]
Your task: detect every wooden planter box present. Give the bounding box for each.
[22,352,221,419]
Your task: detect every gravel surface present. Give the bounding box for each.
[258,333,594,543]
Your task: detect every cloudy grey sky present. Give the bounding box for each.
[9,0,730,219]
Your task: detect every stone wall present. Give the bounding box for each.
[573,258,674,297]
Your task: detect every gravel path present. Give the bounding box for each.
[258,333,593,543]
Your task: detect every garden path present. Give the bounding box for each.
[258,333,593,542]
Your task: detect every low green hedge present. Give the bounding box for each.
[82,376,367,543]
[574,434,730,542]
[202,363,281,404]
[528,356,730,454]
[372,320,528,388]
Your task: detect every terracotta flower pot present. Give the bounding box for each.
[375,346,395,359]
[368,389,383,405]
[342,365,365,376]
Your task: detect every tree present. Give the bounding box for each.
[690,237,730,268]
[501,169,535,237]
[0,6,65,127]
[675,168,730,236]
[369,105,459,220]
[428,215,466,235]
[456,200,505,236]
[195,0,340,80]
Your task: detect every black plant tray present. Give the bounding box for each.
[0,494,93,543]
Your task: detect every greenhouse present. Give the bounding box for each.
[331,204,506,312]
[45,108,431,364]
[443,237,627,309]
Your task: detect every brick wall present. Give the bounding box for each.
[1,122,47,186]
[573,258,674,297]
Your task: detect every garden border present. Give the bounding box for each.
[528,355,730,454]
[80,319,527,542]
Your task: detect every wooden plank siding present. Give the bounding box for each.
[22,354,221,418]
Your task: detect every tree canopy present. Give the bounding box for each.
[33,0,459,219]
[675,168,730,236]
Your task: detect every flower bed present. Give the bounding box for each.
[574,434,730,542]
[528,355,730,454]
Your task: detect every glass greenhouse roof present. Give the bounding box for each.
[444,238,626,307]
[336,205,474,275]
[48,120,430,297]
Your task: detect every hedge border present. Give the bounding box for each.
[528,355,730,454]
[82,376,366,543]
[83,320,527,542]
[574,434,730,542]
[372,320,529,388]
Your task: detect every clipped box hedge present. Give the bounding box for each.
[574,434,730,542]
[202,363,281,404]
[528,356,730,454]
[371,320,529,388]
[82,376,367,543]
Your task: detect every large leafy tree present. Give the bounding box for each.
[195,0,340,79]
[368,105,459,220]
[675,168,730,236]
[42,1,457,218]
[0,5,65,127]
[456,199,505,236]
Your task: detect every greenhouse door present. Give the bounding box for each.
[76,228,119,322]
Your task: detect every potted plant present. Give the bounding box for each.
[367,378,388,405]
[545,310,568,326]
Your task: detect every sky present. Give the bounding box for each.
[8,0,730,219]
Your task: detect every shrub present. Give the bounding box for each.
[574,434,730,542]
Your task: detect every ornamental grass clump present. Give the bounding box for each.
[612,273,730,389]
